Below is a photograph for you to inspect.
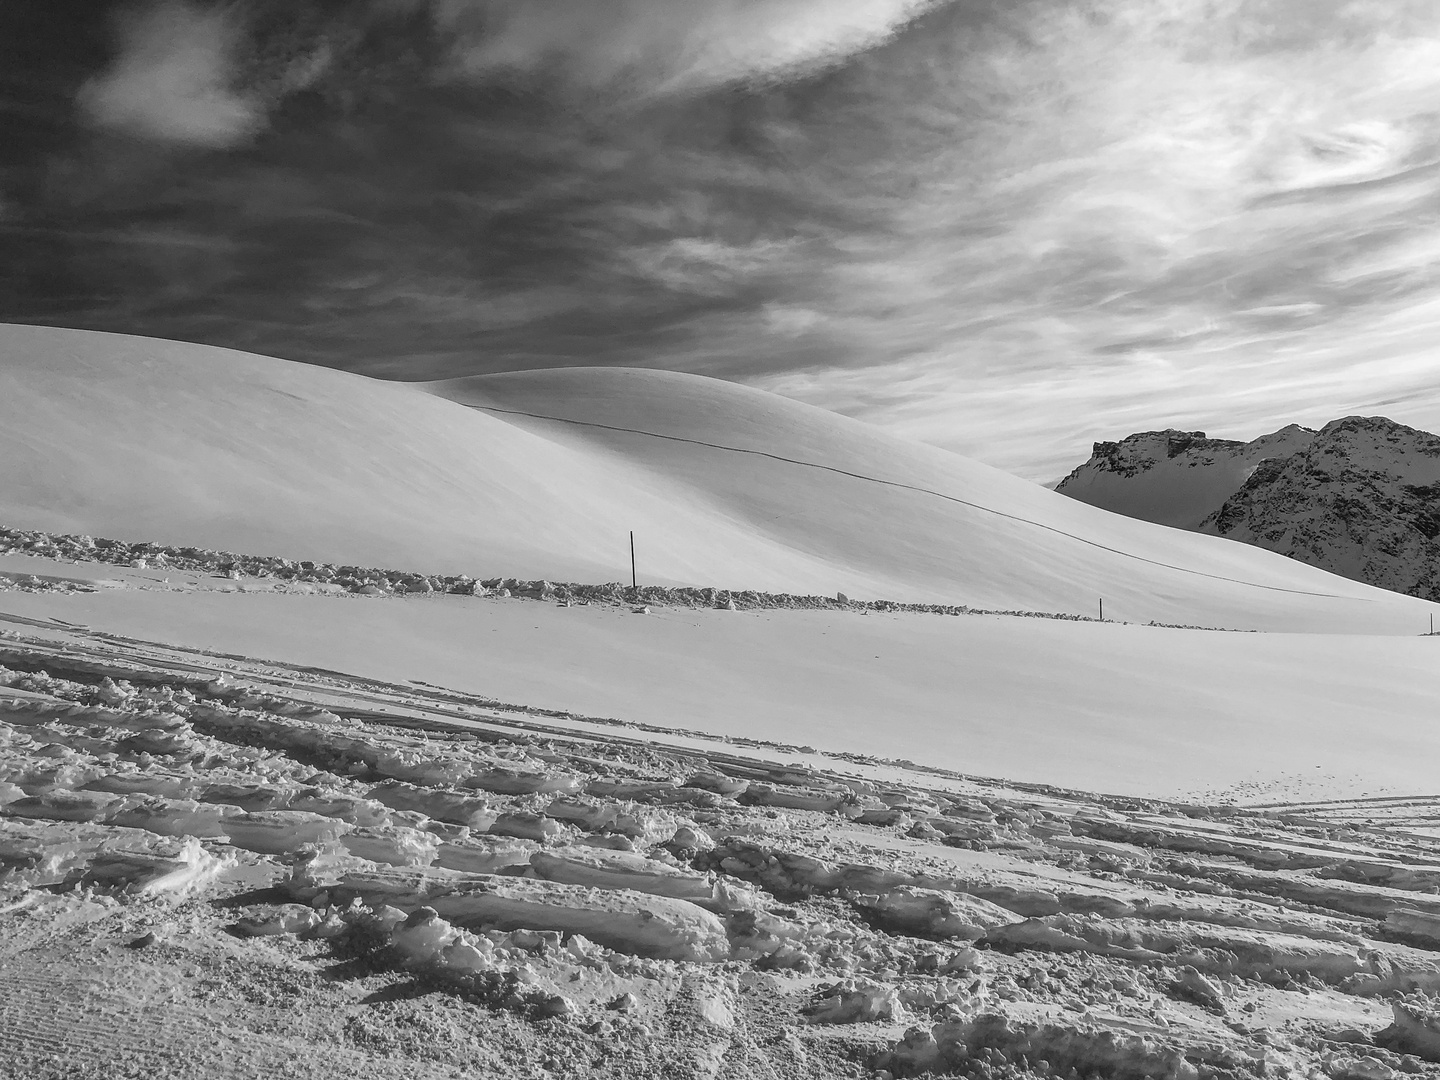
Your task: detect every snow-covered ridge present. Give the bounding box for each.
[3,322,1432,633]
[1056,416,1440,601]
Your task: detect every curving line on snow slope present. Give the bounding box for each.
[462,403,1369,602]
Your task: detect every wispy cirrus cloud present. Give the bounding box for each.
[741,0,1440,474]
[6,0,1440,479]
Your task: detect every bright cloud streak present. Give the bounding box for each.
[744,0,1440,476]
[432,0,938,93]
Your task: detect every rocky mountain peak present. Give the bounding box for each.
[1057,414,1440,601]
[1311,415,1440,458]
[1056,423,1312,530]
[1079,430,1244,479]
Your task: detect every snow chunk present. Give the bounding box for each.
[105,797,232,838]
[235,904,323,937]
[220,810,351,854]
[340,825,441,868]
[307,867,731,962]
[435,836,539,874]
[804,979,902,1024]
[3,790,120,823]
[853,887,1022,941]
[368,779,495,828]
[530,847,727,910]
[82,836,234,900]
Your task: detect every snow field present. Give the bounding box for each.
[4,632,1440,1077]
[4,323,1438,631]
[4,579,1439,800]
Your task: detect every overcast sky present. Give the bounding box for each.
[5,0,1440,480]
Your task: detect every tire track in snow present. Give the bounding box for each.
[463,404,1370,602]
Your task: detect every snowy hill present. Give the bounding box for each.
[1057,416,1440,601]
[1,322,1436,632]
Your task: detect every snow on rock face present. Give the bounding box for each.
[1057,415,1440,601]
[986,914,1367,983]
[1201,416,1440,602]
[434,836,539,874]
[1055,426,1315,529]
[1386,908,1440,945]
[234,904,324,938]
[705,837,1081,918]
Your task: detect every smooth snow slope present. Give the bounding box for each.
[2,323,1436,633]
[429,369,1438,633]
[0,324,855,590]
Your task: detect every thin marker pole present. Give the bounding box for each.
[1099,598,1103,621]
[630,531,637,589]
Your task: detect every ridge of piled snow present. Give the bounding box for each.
[0,524,1254,631]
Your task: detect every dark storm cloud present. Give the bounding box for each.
[4,0,1440,478]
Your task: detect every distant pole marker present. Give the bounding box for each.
[630,531,637,590]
